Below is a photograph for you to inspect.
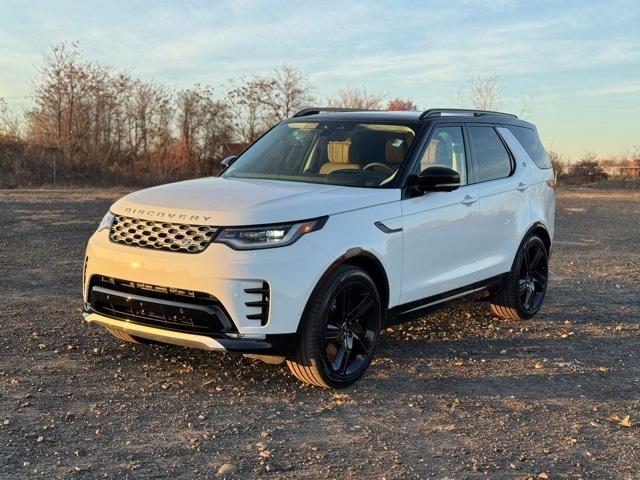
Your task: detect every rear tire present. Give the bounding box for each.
[286,265,382,388]
[490,234,549,320]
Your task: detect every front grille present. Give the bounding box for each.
[88,276,236,336]
[109,215,217,253]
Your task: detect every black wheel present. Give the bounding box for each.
[490,235,549,320]
[287,265,382,388]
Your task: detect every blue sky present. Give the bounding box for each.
[1,0,639,158]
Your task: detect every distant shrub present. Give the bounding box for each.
[564,154,608,184]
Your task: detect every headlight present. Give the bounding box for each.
[213,217,327,250]
[97,211,115,232]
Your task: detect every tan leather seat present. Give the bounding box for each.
[423,138,453,169]
[319,140,360,175]
[385,138,407,165]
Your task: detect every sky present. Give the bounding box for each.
[1,0,639,159]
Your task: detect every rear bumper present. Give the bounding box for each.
[83,308,298,355]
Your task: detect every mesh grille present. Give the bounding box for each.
[109,215,217,253]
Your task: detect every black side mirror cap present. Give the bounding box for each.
[218,156,238,175]
[415,166,460,192]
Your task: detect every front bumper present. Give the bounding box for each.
[83,308,298,354]
[83,230,334,336]
[82,305,298,356]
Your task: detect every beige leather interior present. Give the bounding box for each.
[423,138,453,169]
[385,138,407,165]
[319,140,360,175]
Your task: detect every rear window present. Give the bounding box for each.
[508,126,550,169]
[468,126,513,183]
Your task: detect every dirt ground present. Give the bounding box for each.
[1,187,639,479]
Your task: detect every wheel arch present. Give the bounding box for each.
[509,222,551,273]
[296,248,390,333]
[526,222,551,255]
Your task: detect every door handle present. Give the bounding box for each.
[517,182,529,192]
[461,194,478,206]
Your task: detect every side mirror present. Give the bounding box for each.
[416,166,460,192]
[218,155,238,175]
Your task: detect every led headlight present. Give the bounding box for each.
[96,211,115,232]
[214,217,327,250]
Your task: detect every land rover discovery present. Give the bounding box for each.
[83,107,555,388]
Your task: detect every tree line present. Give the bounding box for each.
[0,43,417,186]
[1,43,638,187]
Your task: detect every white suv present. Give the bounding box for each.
[83,108,555,388]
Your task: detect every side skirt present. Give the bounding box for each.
[384,274,507,326]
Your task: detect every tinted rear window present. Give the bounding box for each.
[508,126,550,169]
[468,126,512,183]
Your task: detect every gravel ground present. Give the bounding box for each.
[0,187,639,479]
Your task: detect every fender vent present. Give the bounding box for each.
[244,282,270,326]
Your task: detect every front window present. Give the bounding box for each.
[418,126,468,185]
[223,121,419,187]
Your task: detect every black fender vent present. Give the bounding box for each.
[244,282,270,326]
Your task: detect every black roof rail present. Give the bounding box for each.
[419,108,518,120]
[292,107,381,118]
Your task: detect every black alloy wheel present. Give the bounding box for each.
[490,234,549,320]
[287,265,382,388]
[321,280,379,380]
[517,239,548,314]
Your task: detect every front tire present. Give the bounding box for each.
[287,265,382,388]
[490,234,549,320]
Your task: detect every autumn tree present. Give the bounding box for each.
[386,98,417,111]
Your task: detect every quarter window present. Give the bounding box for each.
[419,126,467,185]
[468,126,512,183]
[508,125,551,169]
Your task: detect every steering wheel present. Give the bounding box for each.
[362,162,395,175]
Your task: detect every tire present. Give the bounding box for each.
[286,265,382,388]
[106,327,155,345]
[490,234,549,320]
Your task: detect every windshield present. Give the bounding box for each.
[223,121,419,187]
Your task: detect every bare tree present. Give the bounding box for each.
[547,150,565,176]
[262,65,314,121]
[227,76,275,143]
[327,87,385,110]
[0,97,21,139]
[459,75,502,110]
[176,84,233,175]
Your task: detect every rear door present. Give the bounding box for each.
[467,124,530,279]
[400,124,481,304]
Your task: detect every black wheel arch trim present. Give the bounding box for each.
[296,248,391,333]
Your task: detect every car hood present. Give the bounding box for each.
[111,177,400,226]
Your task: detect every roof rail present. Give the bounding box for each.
[419,108,518,120]
[292,107,380,118]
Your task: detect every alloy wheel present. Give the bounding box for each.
[321,280,380,379]
[518,241,548,314]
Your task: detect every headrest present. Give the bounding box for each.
[385,138,407,164]
[327,140,351,164]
